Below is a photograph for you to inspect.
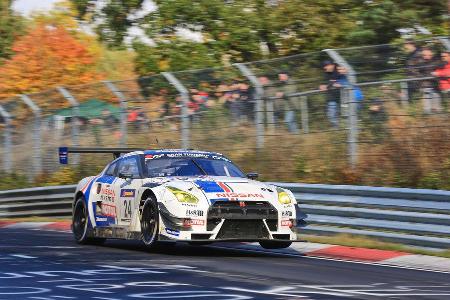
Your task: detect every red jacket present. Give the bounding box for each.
[434,62,450,91]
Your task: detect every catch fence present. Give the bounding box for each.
[0,37,449,188]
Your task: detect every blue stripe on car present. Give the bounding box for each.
[194,180,225,193]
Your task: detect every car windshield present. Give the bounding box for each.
[146,158,245,178]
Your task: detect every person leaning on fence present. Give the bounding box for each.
[320,60,341,128]
[432,51,450,110]
[417,47,442,114]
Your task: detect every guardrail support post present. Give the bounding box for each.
[162,72,190,149]
[57,87,80,165]
[300,96,309,134]
[324,49,358,168]
[104,81,128,147]
[0,105,13,173]
[20,95,42,178]
[234,63,265,149]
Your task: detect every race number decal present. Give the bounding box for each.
[123,199,132,219]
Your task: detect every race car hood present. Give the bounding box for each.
[164,176,278,203]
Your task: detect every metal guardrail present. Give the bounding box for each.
[1,183,449,249]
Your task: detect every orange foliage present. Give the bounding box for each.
[0,25,103,100]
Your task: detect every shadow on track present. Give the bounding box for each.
[98,239,301,259]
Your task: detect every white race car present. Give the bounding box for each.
[60,147,307,249]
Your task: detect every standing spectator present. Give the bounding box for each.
[418,47,441,113]
[238,82,251,122]
[320,61,341,128]
[275,72,299,133]
[432,51,450,108]
[336,66,364,109]
[259,76,276,131]
[404,40,422,99]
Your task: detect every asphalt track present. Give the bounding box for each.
[0,228,449,300]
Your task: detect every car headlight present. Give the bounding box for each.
[166,186,199,204]
[277,187,293,204]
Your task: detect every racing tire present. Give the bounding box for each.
[72,198,106,245]
[141,197,160,249]
[259,241,292,249]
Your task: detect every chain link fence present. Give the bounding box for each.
[0,37,449,189]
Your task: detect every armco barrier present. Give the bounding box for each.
[1,183,449,249]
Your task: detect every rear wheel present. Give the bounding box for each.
[72,198,105,245]
[141,197,159,249]
[259,241,292,249]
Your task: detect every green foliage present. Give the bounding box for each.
[347,0,448,45]
[0,0,24,63]
[0,173,29,190]
[70,0,448,74]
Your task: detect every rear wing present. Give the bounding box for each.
[58,147,144,164]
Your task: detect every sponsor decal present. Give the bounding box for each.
[99,187,115,202]
[281,220,293,227]
[143,151,231,161]
[183,219,205,226]
[165,228,180,237]
[120,189,135,198]
[101,203,117,218]
[186,209,204,217]
[281,210,293,218]
[216,193,264,199]
[95,217,107,222]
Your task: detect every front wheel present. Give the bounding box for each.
[72,198,106,245]
[141,198,159,249]
[259,241,292,249]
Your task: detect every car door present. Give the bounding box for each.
[114,155,143,226]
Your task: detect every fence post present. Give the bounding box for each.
[324,49,358,168]
[0,105,12,173]
[162,72,190,149]
[438,36,450,51]
[400,81,409,106]
[234,63,265,149]
[300,96,309,134]
[57,87,80,165]
[20,95,42,177]
[104,81,128,147]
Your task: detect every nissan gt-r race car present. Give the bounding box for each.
[59,147,307,249]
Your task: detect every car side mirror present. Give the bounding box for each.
[246,172,259,180]
[119,172,133,179]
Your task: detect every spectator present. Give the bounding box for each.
[320,61,341,128]
[336,65,364,108]
[101,109,118,128]
[432,51,450,107]
[259,76,276,130]
[275,72,299,133]
[418,47,441,113]
[404,40,422,99]
[238,82,251,122]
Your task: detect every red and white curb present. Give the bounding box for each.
[1,221,449,273]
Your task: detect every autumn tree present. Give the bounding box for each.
[0,25,102,99]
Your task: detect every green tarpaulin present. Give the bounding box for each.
[54,99,120,119]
